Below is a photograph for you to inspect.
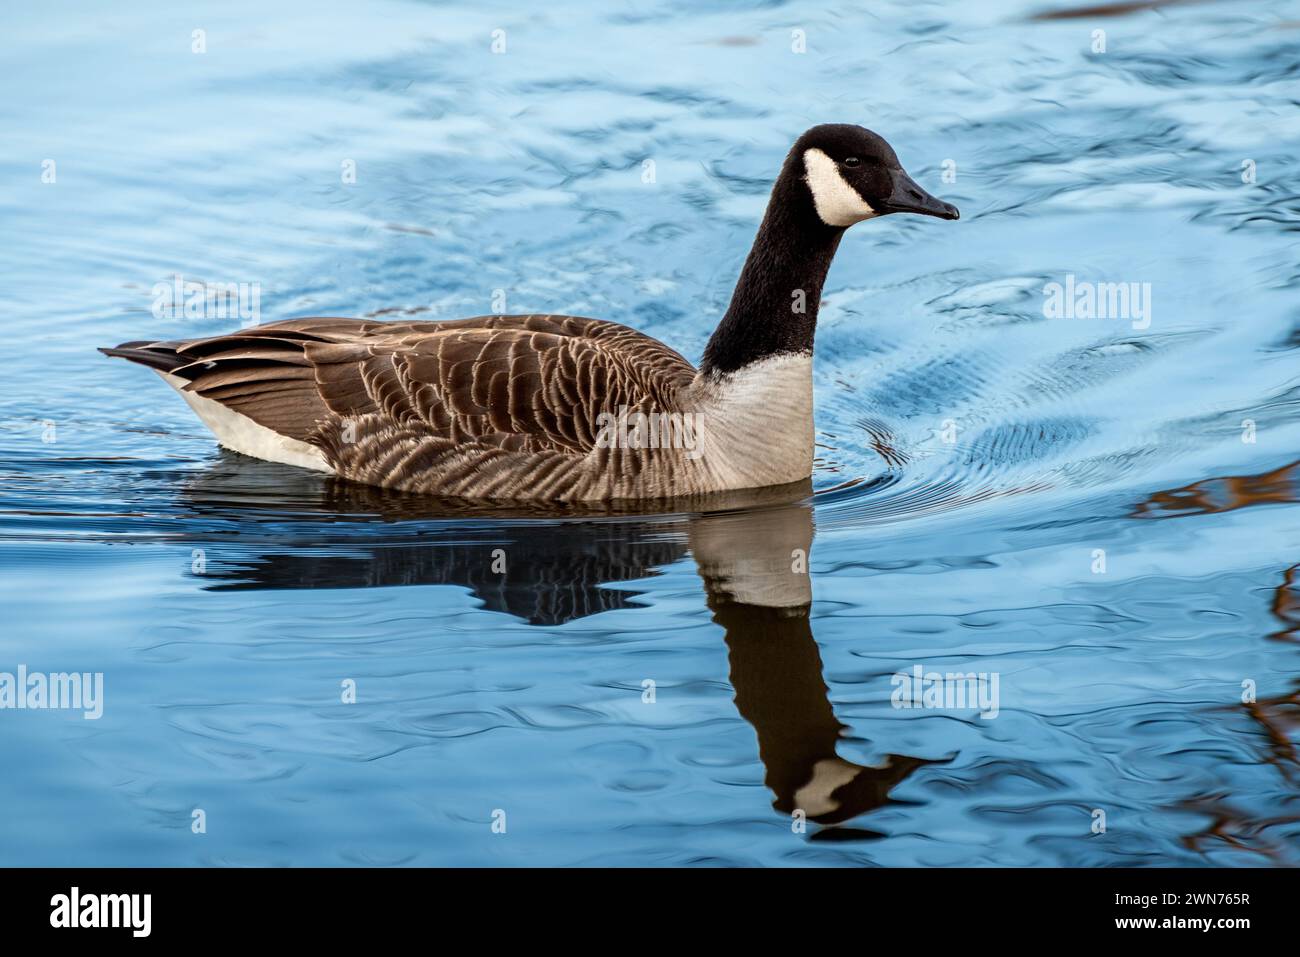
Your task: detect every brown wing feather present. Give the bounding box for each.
[143,315,697,491]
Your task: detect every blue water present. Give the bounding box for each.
[2,0,1300,866]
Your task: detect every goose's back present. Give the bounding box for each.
[134,314,705,500]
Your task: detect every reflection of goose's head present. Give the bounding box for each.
[788,754,934,827]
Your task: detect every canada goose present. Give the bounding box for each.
[102,124,958,502]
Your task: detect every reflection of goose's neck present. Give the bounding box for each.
[691,503,928,825]
[691,505,841,812]
[715,600,847,814]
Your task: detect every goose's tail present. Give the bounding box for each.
[98,340,189,374]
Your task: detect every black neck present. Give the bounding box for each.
[701,162,844,377]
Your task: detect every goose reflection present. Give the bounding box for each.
[178,453,929,832]
[689,506,932,828]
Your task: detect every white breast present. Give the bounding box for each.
[690,353,814,491]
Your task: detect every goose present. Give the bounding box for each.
[102,124,958,502]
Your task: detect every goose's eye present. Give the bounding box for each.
[843,157,861,168]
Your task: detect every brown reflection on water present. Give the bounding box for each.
[1132,459,1300,519]
[1138,462,1300,858]
[1244,684,1300,779]
[1185,563,1300,856]
[1178,794,1300,862]
[1242,565,1300,779]
[1268,564,1300,644]
[1028,0,1209,20]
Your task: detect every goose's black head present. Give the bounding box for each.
[702,124,959,375]
[787,123,959,227]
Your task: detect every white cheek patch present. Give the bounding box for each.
[803,147,878,227]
